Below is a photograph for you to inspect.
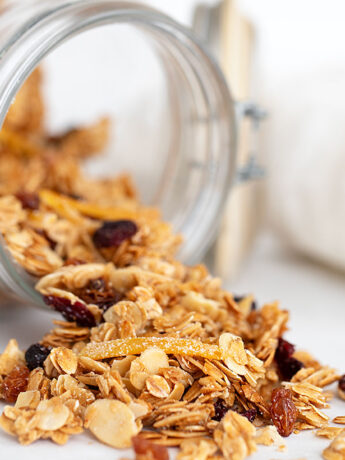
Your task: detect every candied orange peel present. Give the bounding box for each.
[39,189,158,221]
[80,337,222,361]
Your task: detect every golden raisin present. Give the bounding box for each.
[132,436,169,460]
[1,365,30,403]
[270,387,298,437]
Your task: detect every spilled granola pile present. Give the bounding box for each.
[0,69,344,460]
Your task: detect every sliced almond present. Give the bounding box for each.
[36,397,70,431]
[219,333,248,376]
[85,399,139,448]
[15,390,40,409]
[112,355,136,376]
[128,400,150,418]
[50,347,78,374]
[140,347,169,374]
[130,358,150,390]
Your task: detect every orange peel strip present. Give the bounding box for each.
[39,189,141,221]
[80,337,222,361]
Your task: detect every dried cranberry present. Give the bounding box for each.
[213,399,229,421]
[15,191,40,210]
[132,436,169,460]
[275,338,303,381]
[275,338,295,361]
[270,387,298,437]
[93,220,137,249]
[1,365,30,403]
[278,357,304,381]
[25,343,51,370]
[43,295,96,327]
[241,408,257,422]
[339,375,345,392]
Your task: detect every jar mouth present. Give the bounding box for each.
[0,1,236,306]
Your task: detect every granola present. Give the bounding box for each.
[0,68,343,460]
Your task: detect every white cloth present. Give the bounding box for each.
[265,69,345,269]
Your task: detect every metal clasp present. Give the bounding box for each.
[235,101,267,183]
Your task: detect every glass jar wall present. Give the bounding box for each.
[0,0,236,307]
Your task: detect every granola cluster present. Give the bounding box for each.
[0,69,344,460]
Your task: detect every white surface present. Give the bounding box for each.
[1,233,344,459]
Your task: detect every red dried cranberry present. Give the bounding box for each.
[213,399,229,421]
[241,408,257,422]
[275,338,295,361]
[25,343,51,370]
[43,295,96,327]
[339,375,345,392]
[93,220,137,249]
[278,357,304,381]
[132,436,169,460]
[275,338,303,381]
[15,191,40,210]
[2,366,30,403]
[270,387,298,437]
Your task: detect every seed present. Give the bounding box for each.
[1,365,30,403]
[43,295,96,327]
[92,220,137,249]
[15,191,40,210]
[338,375,345,392]
[25,343,51,370]
[132,435,169,460]
[270,388,298,437]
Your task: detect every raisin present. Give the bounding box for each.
[25,343,51,370]
[270,387,298,437]
[15,191,40,210]
[338,375,345,392]
[132,436,169,460]
[275,338,303,381]
[1,365,30,403]
[241,408,257,422]
[43,295,96,327]
[93,220,137,249]
[74,277,122,313]
[213,399,229,421]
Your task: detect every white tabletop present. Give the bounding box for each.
[1,233,344,459]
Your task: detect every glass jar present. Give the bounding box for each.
[0,0,258,308]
